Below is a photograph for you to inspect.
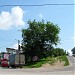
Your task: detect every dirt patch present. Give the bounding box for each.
[41,60,65,69]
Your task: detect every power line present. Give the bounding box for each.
[0,4,75,7]
[0,39,21,48]
[0,43,15,48]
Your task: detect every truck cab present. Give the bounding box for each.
[1,59,9,67]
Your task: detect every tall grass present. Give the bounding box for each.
[57,55,69,66]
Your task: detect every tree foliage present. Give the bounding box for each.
[50,48,66,57]
[22,20,60,62]
[71,47,75,55]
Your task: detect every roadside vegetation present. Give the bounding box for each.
[57,55,69,66]
[71,47,75,56]
[21,20,69,68]
[23,55,69,68]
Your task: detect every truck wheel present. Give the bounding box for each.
[8,66,9,68]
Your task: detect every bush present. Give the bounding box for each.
[50,48,66,57]
[57,55,69,66]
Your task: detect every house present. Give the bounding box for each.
[6,48,19,54]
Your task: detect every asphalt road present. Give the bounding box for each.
[0,56,75,75]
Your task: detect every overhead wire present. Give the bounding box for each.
[0,43,15,48]
[0,3,75,7]
[0,39,19,48]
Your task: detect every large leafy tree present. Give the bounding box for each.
[22,20,60,62]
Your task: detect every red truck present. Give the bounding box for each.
[1,59,9,67]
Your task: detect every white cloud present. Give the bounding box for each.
[13,43,18,49]
[12,43,21,50]
[39,14,43,18]
[0,6,25,30]
[67,49,72,56]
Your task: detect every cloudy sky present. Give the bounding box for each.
[0,0,74,55]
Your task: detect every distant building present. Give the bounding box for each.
[6,48,19,54]
[0,52,10,59]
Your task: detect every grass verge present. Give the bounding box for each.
[23,55,69,68]
[57,55,69,66]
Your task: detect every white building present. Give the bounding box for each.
[6,48,19,54]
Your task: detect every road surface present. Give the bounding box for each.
[0,56,75,75]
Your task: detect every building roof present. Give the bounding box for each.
[6,48,16,51]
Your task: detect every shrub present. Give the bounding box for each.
[50,48,66,57]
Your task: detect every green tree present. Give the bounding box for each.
[71,47,75,55]
[50,48,66,57]
[22,20,60,62]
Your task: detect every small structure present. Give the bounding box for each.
[6,48,19,54]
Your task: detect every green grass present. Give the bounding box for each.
[57,55,69,66]
[23,55,69,68]
[23,57,56,68]
[23,61,47,68]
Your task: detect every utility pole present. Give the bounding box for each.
[18,40,20,51]
[18,40,20,67]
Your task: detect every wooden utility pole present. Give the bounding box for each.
[18,40,21,67]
